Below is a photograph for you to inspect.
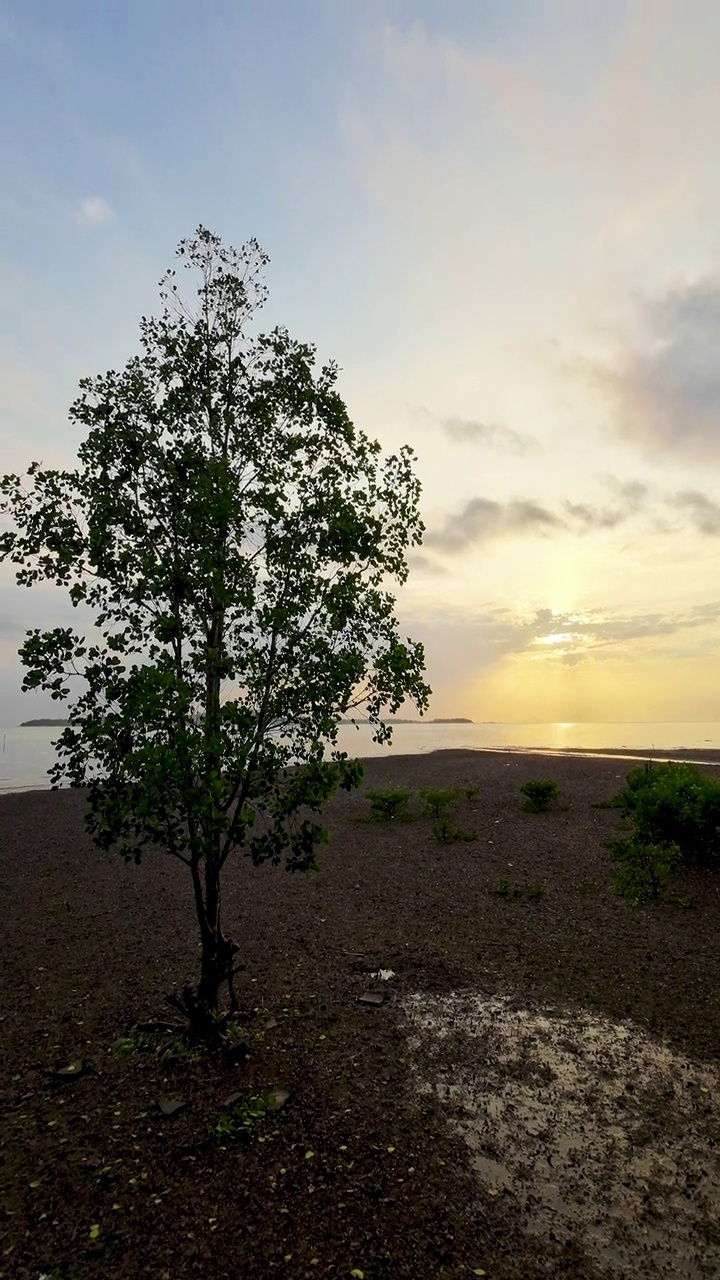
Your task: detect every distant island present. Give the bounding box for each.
[430,718,473,724]
[340,717,473,725]
[20,719,70,727]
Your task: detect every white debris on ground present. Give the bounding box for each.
[369,969,395,980]
[401,990,720,1280]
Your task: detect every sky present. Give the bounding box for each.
[3,0,720,725]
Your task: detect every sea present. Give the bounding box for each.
[3,721,720,794]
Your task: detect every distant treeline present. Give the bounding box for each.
[21,715,476,728]
[20,719,70,727]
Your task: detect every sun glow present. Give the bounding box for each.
[534,632,575,646]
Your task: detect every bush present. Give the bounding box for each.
[365,788,413,821]
[609,836,682,904]
[520,779,559,812]
[419,787,477,842]
[432,814,453,842]
[611,762,720,869]
[431,814,476,844]
[419,787,462,820]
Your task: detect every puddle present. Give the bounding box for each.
[402,991,720,1279]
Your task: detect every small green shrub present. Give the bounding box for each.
[576,878,598,895]
[208,1093,272,1142]
[490,877,523,899]
[609,836,681,904]
[116,1031,157,1058]
[48,896,72,913]
[225,1017,268,1048]
[524,879,546,901]
[365,787,413,821]
[611,762,720,869]
[419,786,477,842]
[520,779,559,812]
[490,877,545,900]
[667,893,694,909]
[162,1037,202,1064]
[432,813,454,842]
[419,787,462,820]
[224,1018,249,1043]
[431,814,476,843]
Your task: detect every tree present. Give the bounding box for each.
[0,227,430,1042]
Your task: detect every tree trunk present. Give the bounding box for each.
[167,858,241,1043]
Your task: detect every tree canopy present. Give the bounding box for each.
[0,227,430,1038]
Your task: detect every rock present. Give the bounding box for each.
[357,992,385,1007]
[264,1017,278,1031]
[52,1060,84,1078]
[266,1086,291,1112]
[225,1040,250,1066]
[157,1096,187,1117]
[222,1092,243,1109]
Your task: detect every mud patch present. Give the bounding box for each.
[402,991,720,1279]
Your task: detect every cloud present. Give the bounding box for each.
[404,599,720,689]
[73,197,113,226]
[521,601,720,666]
[425,479,649,552]
[561,502,620,530]
[441,415,537,452]
[509,602,720,664]
[590,275,720,459]
[397,606,542,688]
[562,479,647,530]
[406,552,447,577]
[668,489,720,535]
[414,407,536,453]
[425,496,562,552]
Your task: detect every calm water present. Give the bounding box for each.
[3,721,720,794]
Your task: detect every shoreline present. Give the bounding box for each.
[4,742,720,797]
[460,744,720,766]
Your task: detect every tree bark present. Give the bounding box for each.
[167,857,241,1043]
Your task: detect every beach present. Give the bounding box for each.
[2,748,720,1279]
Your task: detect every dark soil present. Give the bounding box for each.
[2,749,720,1280]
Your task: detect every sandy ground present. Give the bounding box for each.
[2,748,720,1279]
